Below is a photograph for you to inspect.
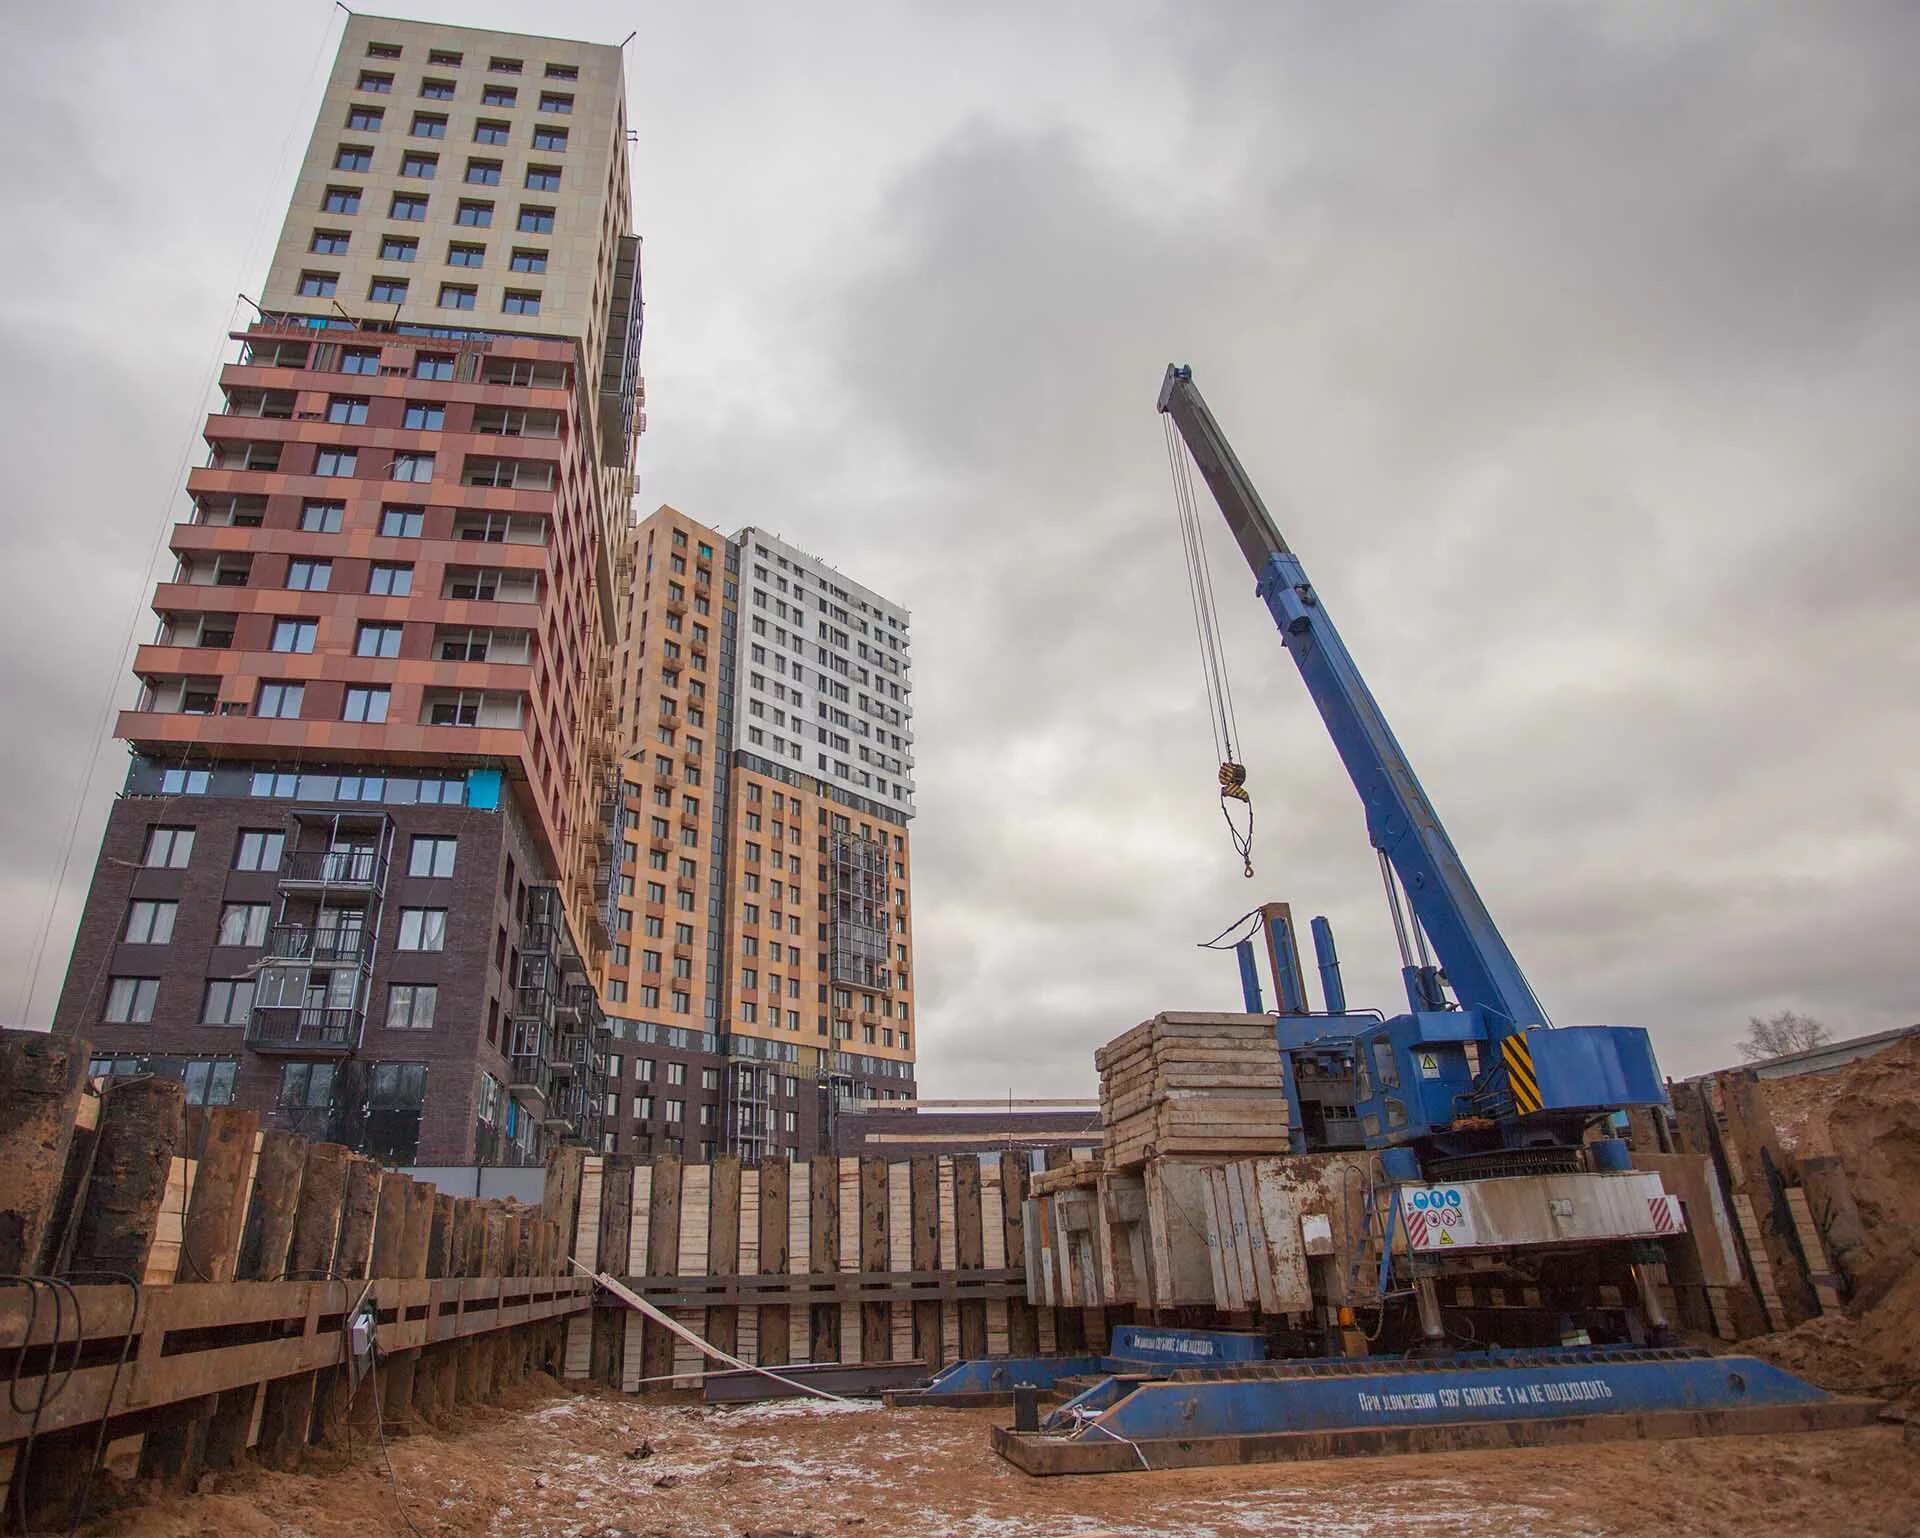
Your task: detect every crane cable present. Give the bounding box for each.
[1163,416,1254,878]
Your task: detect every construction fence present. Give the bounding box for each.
[546,1147,1109,1393]
[0,1031,591,1534]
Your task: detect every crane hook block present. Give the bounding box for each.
[1218,761,1250,803]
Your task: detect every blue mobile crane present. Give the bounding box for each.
[1157,361,1668,1177]
[902,366,1876,1471]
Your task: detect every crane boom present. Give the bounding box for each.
[1158,364,1547,1039]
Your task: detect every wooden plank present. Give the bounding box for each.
[256,1142,347,1469]
[377,1177,435,1430]
[640,1155,682,1388]
[592,1155,635,1385]
[838,1157,860,1364]
[859,1158,891,1362]
[0,1029,90,1274]
[672,1163,711,1385]
[788,1164,811,1362]
[738,1166,760,1363]
[808,1155,839,1366]
[706,1156,743,1360]
[954,1156,988,1360]
[140,1107,259,1487]
[1716,1070,1818,1327]
[757,1159,791,1368]
[1044,1149,1086,1352]
[909,1156,942,1371]
[208,1129,307,1470]
[1000,1155,1037,1354]
[65,1076,184,1279]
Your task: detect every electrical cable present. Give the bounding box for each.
[1195,907,1263,952]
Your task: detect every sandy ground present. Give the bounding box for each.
[88,1378,1920,1538]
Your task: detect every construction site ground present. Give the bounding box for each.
[80,1377,1920,1538]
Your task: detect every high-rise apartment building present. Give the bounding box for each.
[598,508,918,1162]
[51,16,642,1165]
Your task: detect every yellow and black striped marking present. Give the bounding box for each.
[1502,1034,1544,1115]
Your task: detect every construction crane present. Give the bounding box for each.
[903,365,1876,1472]
[1157,361,1668,1177]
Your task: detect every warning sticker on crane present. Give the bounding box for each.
[1417,1051,1441,1079]
[1402,1185,1479,1250]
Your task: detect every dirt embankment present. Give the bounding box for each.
[1744,1036,1920,1402]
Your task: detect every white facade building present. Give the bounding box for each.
[730,528,914,818]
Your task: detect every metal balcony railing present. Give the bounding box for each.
[246,1005,362,1052]
[281,848,385,889]
[509,1054,552,1100]
[265,924,371,966]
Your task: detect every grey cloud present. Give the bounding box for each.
[2,2,1913,1092]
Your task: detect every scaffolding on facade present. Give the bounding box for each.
[827,830,892,992]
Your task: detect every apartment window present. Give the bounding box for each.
[701,1067,720,1091]
[517,206,554,233]
[407,835,457,878]
[448,242,485,267]
[502,290,540,315]
[279,1060,336,1111]
[397,907,447,951]
[367,41,401,58]
[532,126,567,150]
[666,1062,687,1086]
[202,978,255,1025]
[369,563,413,595]
[271,618,317,653]
[640,985,660,1008]
[390,193,428,221]
[538,93,573,114]
[412,112,447,138]
[665,1100,684,1124]
[633,1095,653,1119]
[234,829,285,871]
[300,499,345,532]
[335,145,372,171]
[509,248,547,273]
[311,230,350,254]
[378,236,419,265]
[104,977,158,1023]
[607,980,628,1003]
[123,899,177,945]
[357,71,393,93]
[429,48,462,66]
[346,107,383,132]
[387,983,438,1028]
[323,186,361,214]
[420,78,455,99]
[298,271,337,297]
[256,681,304,719]
[489,55,522,72]
[544,62,578,79]
[327,395,368,425]
[403,402,445,430]
[391,452,435,481]
[216,902,270,947]
[379,506,423,537]
[481,85,516,107]
[143,826,194,868]
[343,686,390,723]
[524,165,561,191]
[287,558,331,590]
[369,277,408,304]
[465,158,502,185]
[438,283,477,311]
[341,347,379,375]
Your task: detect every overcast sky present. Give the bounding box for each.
[2,1,1914,1093]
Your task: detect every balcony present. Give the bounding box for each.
[509,1053,552,1101]
[247,1006,362,1053]
[265,924,371,966]
[280,848,386,893]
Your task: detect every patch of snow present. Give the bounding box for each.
[718,1395,879,1421]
